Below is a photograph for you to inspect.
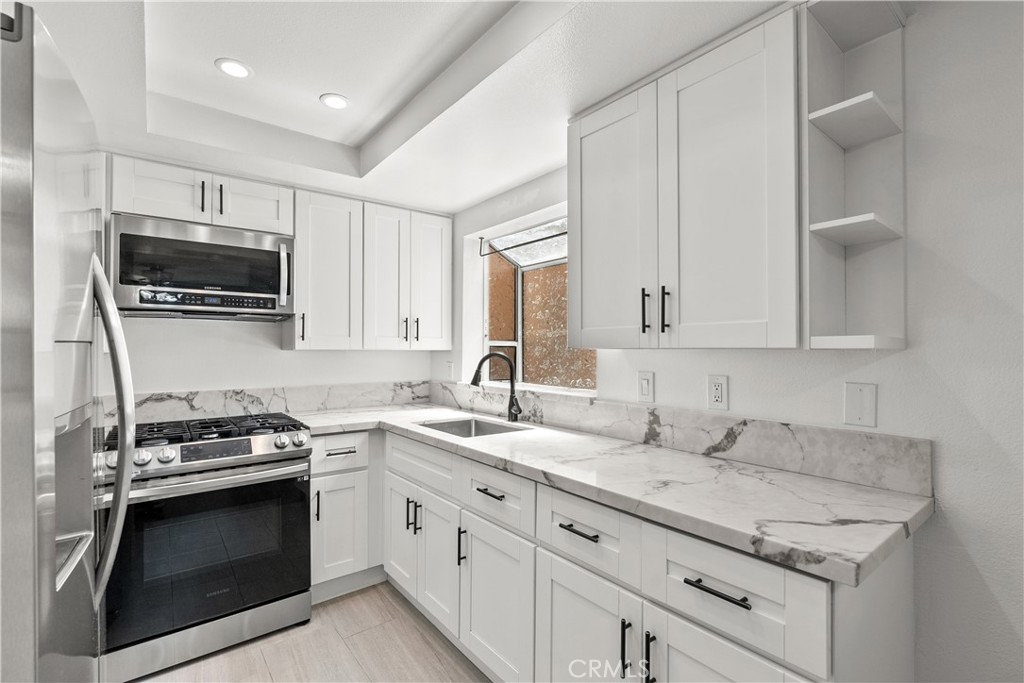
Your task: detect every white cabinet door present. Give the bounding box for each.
[111,156,212,223]
[642,601,787,683]
[383,472,419,596]
[311,471,368,585]
[290,191,363,350]
[416,487,461,634]
[409,211,452,350]
[657,11,798,348]
[212,175,294,235]
[363,203,411,349]
[459,510,535,682]
[535,550,643,683]
[568,83,659,349]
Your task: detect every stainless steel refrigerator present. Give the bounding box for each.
[1,4,136,681]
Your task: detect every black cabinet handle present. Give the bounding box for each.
[313,490,320,521]
[620,619,632,679]
[402,317,409,342]
[457,527,467,565]
[684,577,752,610]
[414,317,420,341]
[660,286,670,332]
[219,183,224,215]
[644,631,656,683]
[641,288,651,332]
[413,502,422,534]
[300,313,306,341]
[200,180,205,213]
[558,522,599,543]
[476,487,505,502]
[405,497,414,530]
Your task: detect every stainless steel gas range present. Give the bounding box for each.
[95,413,313,682]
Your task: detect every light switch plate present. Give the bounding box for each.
[844,382,877,427]
[638,371,655,403]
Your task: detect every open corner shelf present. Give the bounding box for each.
[809,92,901,150]
[810,335,906,350]
[807,1,905,52]
[810,213,903,246]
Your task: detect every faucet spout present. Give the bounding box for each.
[470,352,522,422]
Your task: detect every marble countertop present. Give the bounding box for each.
[296,405,934,586]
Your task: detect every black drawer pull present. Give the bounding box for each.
[558,522,599,543]
[314,490,320,521]
[476,487,505,502]
[405,497,414,530]
[684,577,752,610]
[457,527,467,565]
[326,447,357,457]
[413,502,423,535]
[620,619,632,678]
[644,631,656,683]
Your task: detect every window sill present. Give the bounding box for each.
[468,380,596,401]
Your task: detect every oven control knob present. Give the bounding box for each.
[105,452,118,469]
[133,449,153,466]
[292,433,308,447]
[274,434,290,449]
[157,447,177,464]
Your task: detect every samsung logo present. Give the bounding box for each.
[206,588,232,598]
[203,286,223,291]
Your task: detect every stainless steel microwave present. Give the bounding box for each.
[110,212,294,321]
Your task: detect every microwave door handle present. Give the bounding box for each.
[279,244,289,307]
[90,254,136,609]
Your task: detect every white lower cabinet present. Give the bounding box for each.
[384,471,421,596]
[642,601,793,683]
[417,488,461,634]
[535,550,643,682]
[459,510,536,682]
[311,470,369,585]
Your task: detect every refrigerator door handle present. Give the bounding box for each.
[91,254,136,608]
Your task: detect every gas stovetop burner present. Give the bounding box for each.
[230,412,303,436]
[103,420,191,450]
[186,418,240,441]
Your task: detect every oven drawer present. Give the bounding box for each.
[456,460,535,535]
[536,484,642,589]
[641,521,830,679]
[385,434,458,496]
[312,432,368,474]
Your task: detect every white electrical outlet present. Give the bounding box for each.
[638,371,655,403]
[844,382,877,427]
[708,375,729,410]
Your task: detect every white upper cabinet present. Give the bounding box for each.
[111,155,294,235]
[657,10,798,348]
[211,174,294,235]
[567,9,799,349]
[568,83,659,350]
[287,191,363,350]
[112,156,212,223]
[409,212,452,350]
[364,203,452,350]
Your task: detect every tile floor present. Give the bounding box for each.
[141,582,487,682]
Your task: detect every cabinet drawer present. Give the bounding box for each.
[642,522,829,680]
[456,460,535,536]
[386,434,457,496]
[311,432,368,474]
[536,485,641,589]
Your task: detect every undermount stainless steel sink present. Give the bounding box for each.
[419,418,527,438]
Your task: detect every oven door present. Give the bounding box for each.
[110,212,293,317]
[99,460,310,653]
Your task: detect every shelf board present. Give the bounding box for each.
[810,213,903,246]
[807,1,905,52]
[809,92,902,150]
[810,335,906,350]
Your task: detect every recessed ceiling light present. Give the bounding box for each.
[214,58,252,79]
[319,93,348,110]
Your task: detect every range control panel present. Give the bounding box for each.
[139,290,277,309]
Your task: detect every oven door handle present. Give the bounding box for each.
[92,254,136,609]
[99,461,310,508]
[279,244,289,307]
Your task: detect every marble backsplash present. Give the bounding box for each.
[429,381,932,497]
[101,380,430,424]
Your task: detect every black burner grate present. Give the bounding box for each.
[186,418,240,441]
[104,421,191,450]
[230,412,304,436]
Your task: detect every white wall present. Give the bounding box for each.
[99,318,432,394]
[436,4,1024,680]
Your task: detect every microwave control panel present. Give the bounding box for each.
[138,290,277,309]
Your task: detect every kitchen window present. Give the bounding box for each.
[483,218,596,390]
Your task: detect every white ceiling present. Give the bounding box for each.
[34,1,777,215]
